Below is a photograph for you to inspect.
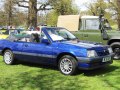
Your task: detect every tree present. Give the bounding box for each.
[4,0,16,26]
[16,0,52,28]
[85,0,107,16]
[0,10,7,25]
[2,0,27,26]
[13,11,27,26]
[83,0,116,29]
[46,11,59,26]
[49,0,78,15]
[108,0,120,30]
[45,0,78,26]
[15,0,78,27]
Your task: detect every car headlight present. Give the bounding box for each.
[108,47,113,54]
[87,50,98,57]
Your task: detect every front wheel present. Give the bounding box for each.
[111,42,120,60]
[58,55,78,75]
[3,50,15,65]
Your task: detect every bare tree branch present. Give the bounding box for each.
[17,0,28,3]
[15,0,53,27]
[37,3,52,11]
[109,1,118,11]
[85,3,96,16]
[18,4,29,8]
[15,0,29,8]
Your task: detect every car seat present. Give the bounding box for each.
[30,33,40,43]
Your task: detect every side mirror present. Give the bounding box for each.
[41,39,50,44]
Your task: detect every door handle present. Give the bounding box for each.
[24,44,28,47]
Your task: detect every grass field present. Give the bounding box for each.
[0,56,120,90]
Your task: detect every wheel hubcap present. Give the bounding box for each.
[4,52,12,64]
[60,58,72,74]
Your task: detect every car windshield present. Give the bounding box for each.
[0,31,2,34]
[46,28,77,41]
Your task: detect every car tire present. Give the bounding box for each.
[58,55,78,75]
[111,42,120,60]
[3,50,15,65]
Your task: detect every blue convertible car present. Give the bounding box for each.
[0,27,113,75]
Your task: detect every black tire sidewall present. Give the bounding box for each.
[111,42,120,60]
[58,55,78,75]
[3,50,14,65]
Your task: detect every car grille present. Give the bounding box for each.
[96,49,109,56]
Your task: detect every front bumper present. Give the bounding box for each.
[76,54,114,70]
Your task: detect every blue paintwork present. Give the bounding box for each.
[0,27,113,69]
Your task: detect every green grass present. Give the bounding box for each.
[0,32,120,90]
[0,56,120,90]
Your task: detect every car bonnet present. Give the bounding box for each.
[60,40,108,49]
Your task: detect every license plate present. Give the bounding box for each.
[102,56,111,62]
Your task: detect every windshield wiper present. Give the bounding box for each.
[58,39,68,42]
[56,38,78,42]
[67,37,78,41]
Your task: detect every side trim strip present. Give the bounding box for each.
[13,51,56,58]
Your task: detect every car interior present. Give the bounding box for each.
[8,33,40,43]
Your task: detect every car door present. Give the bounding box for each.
[82,30,102,43]
[21,32,55,65]
[21,42,54,64]
[10,41,24,59]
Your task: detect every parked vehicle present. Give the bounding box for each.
[0,27,113,75]
[0,29,24,39]
[0,30,9,39]
[75,15,120,60]
[58,15,120,59]
[57,15,112,31]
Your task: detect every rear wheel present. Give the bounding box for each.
[111,42,120,60]
[3,50,15,65]
[58,55,78,75]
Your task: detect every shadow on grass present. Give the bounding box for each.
[0,61,120,90]
[0,62,88,90]
[18,61,119,76]
[18,61,58,71]
[103,79,120,90]
[78,65,119,76]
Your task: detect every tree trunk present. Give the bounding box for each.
[117,17,120,30]
[5,0,13,26]
[8,4,12,26]
[117,0,120,30]
[27,0,37,28]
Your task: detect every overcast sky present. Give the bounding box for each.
[0,0,95,11]
[75,0,96,11]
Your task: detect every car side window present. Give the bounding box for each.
[41,31,47,39]
[10,34,31,43]
[10,36,31,42]
[12,33,40,43]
